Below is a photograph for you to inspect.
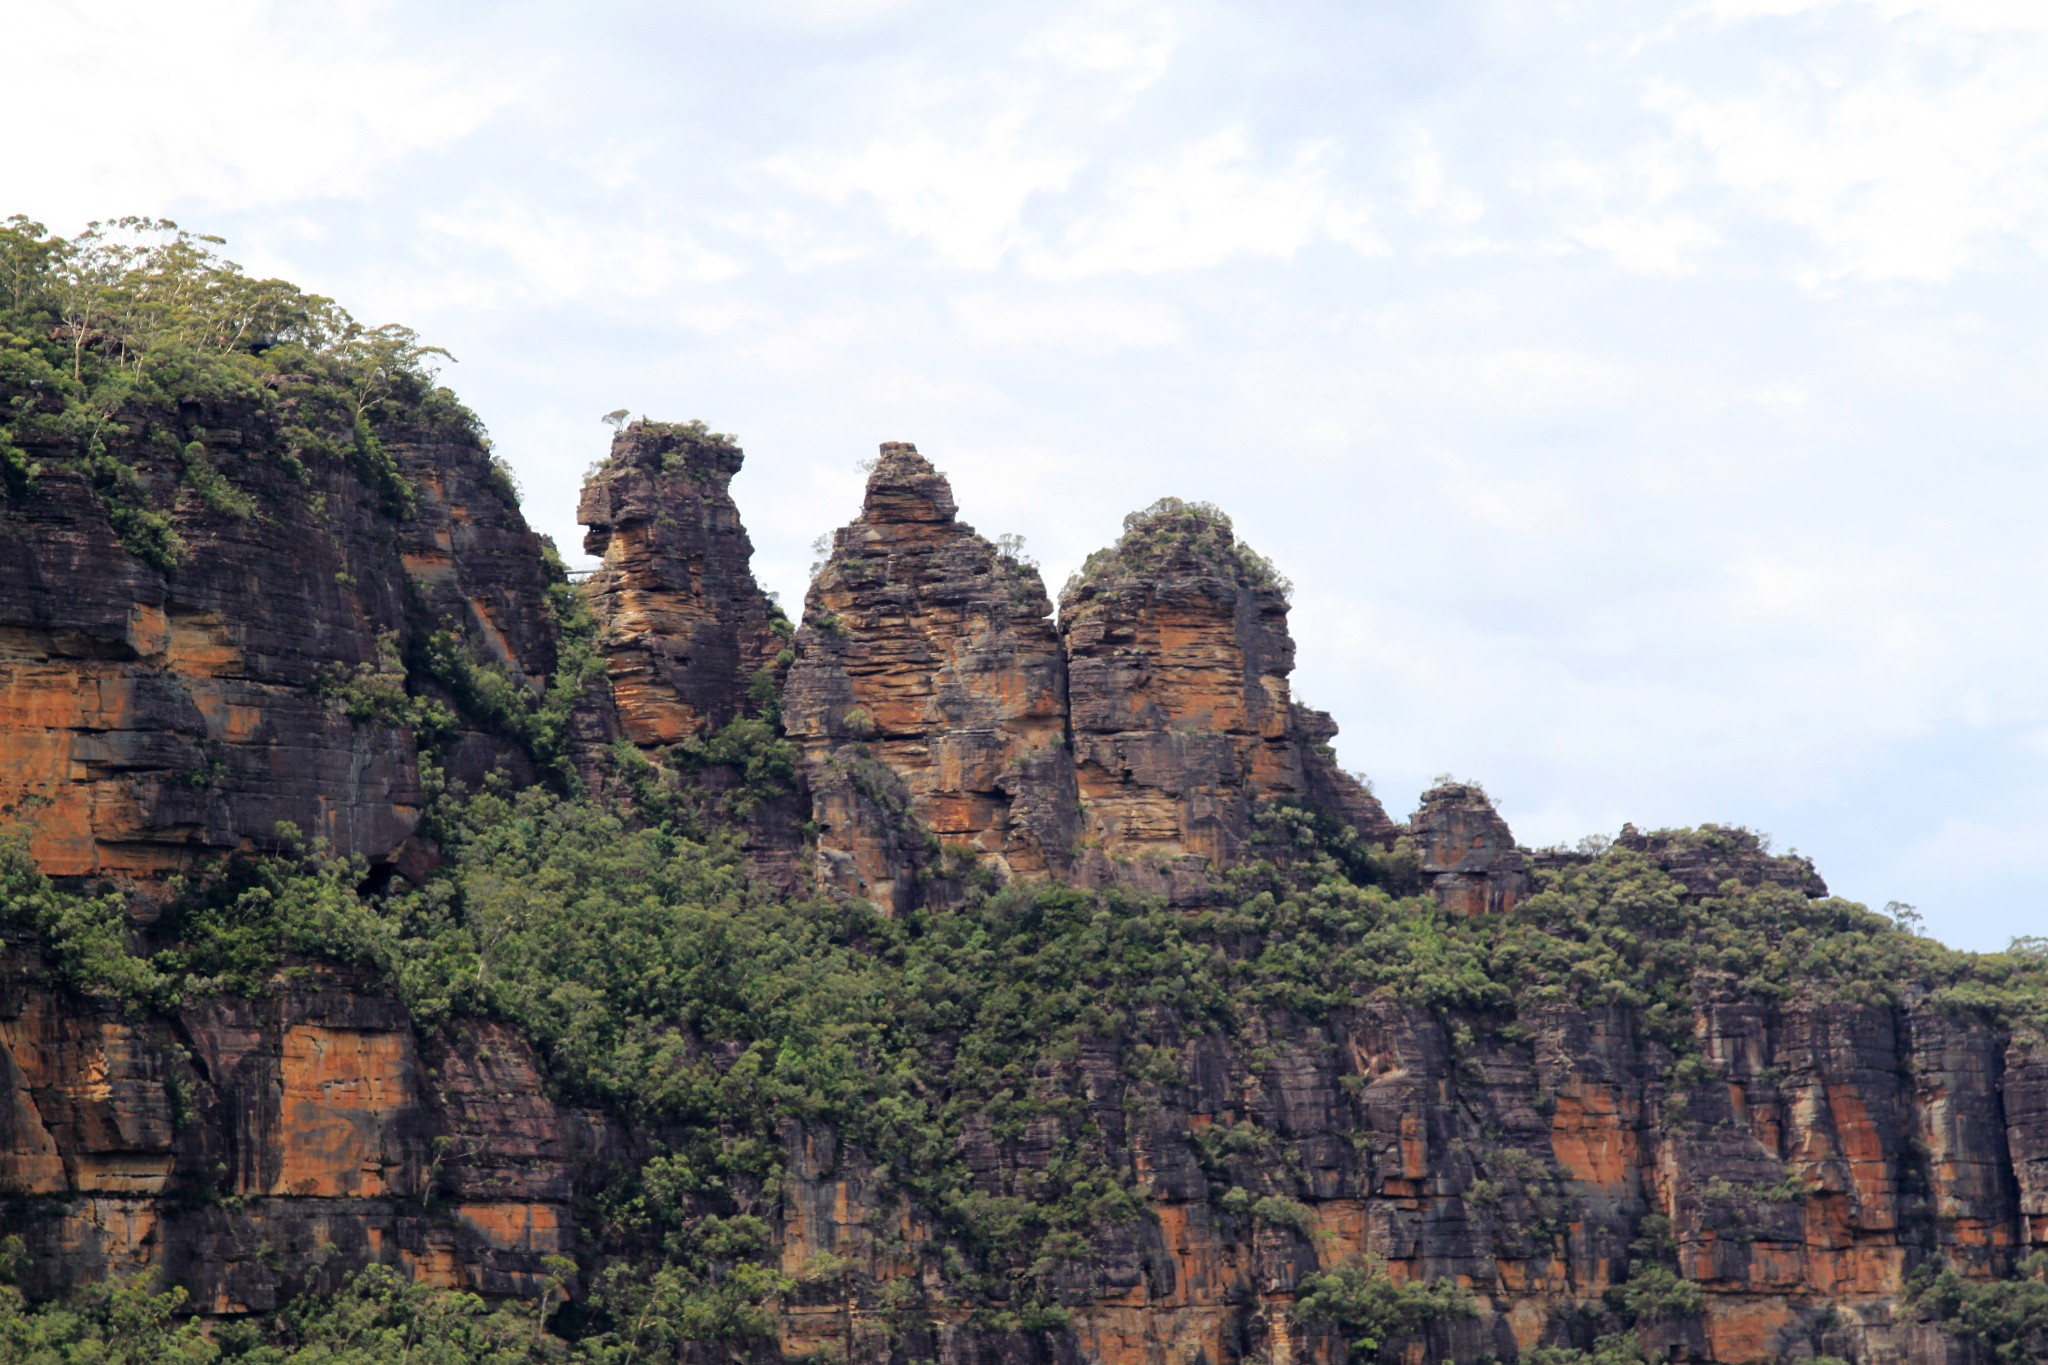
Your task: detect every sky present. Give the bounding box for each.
[14,0,2048,950]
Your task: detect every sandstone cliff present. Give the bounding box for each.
[5,904,2043,1363]
[0,388,556,891]
[579,420,783,751]
[1059,497,1394,902]
[0,950,591,1312]
[4,394,2045,1365]
[781,442,1076,912]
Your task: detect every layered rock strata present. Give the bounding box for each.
[579,421,783,748]
[10,414,2047,1365]
[7,930,2044,1363]
[781,443,1077,912]
[1058,498,1393,900]
[0,396,555,887]
[0,949,590,1311]
[1615,821,1828,900]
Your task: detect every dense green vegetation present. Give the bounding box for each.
[0,1245,562,1364]
[1294,1256,1475,1361]
[7,775,2048,1361]
[1060,496,1291,602]
[1907,1251,2048,1363]
[0,216,483,566]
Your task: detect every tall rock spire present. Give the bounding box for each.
[1059,497,1394,900]
[781,442,1077,913]
[578,421,783,748]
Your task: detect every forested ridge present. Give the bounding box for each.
[2,220,2046,1365]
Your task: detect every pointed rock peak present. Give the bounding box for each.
[1409,780,1528,915]
[1061,496,1290,608]
[1411,782,1519,863]
[861,441,957,525]
[597,419,744,486]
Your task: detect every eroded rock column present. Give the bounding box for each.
[1410,782,1529,916]
[579,421,784,747]
[781,443,1076,913]
[1058,497,1392,901]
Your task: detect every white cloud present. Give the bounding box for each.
[1570,211,1720,275]
[770,112,1080,268]
[1031,130,1386,277]
[1708,0,2048,30]
[1022,0,1179,86]
[415,208,745,307]
[951,291,1183,351]
[10,0,517,227]
[761,2,1382,278]
[765,3,1180,269]
[1409,348,1630,414]
[1896,808,2048,879]
[1644,8,2048,282]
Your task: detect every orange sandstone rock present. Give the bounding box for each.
[0,395,557,889]
[578,420,783,748]
[1409,782,1528,916]
[782,443,1078,912]
[1059,498,1392,902]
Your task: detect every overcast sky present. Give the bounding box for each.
[17,0,2048,949]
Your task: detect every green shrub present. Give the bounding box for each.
[1293,1255,1475,1361]
[0,216,461,566]
[1061,496,1291,603]
[1909,1251,2048,1363]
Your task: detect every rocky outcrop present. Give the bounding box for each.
[579,420,783,749]
[1411,782,1529,915]
[782,443,1076,913]
[1058,498,1392,901]
[1615,822,1828,901]
[594,452,1395,912]
[0,394,555,889]
[9,407,2046,1365]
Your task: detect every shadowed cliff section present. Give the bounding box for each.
[0,369,557,891]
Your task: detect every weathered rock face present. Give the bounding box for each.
[1058,499,1392,900]
[9,413,2048,1365]
[579,421,783,749]
[1614,822,1829,901]
[1411,782,1529,915]
[775,987,2048,1365]
[0,396,555,887]
[0,947,591,1311]
[10,933,2044,1365]
[782,443,1077,913]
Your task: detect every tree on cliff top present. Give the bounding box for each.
[0,215,470,565]
[1060,495,1292,604]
